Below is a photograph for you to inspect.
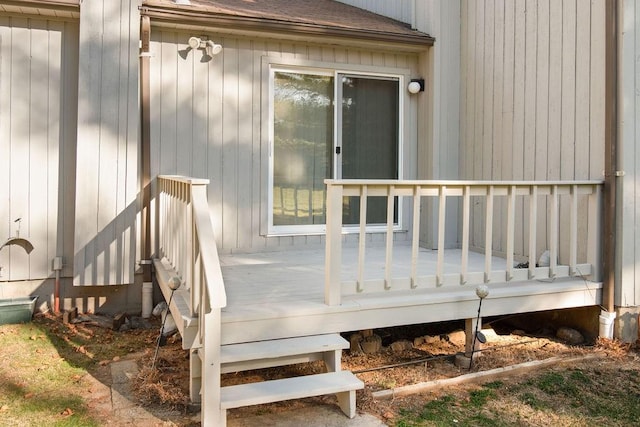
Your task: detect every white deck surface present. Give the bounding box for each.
[210,244,600,344]
[220,245,507,307]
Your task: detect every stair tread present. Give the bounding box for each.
[221,334,348,364]
[220,371,363,409]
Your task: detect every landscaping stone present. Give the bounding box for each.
[556,327,584,344]
[390,340,413,353]
[361,334,382,354]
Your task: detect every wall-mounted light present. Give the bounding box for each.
[408,78,425,94]
[188,36,223,58]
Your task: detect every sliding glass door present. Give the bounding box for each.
[271,69,400,232]
[339,75,399,225]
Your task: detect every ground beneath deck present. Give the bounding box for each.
[129,316,635,425]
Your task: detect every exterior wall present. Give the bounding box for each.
[74,0,140,285]
[0,16,78,283]
[148,29,422,252]
[618,0,640,307]
[336,0,414,25]
[460,0,606,261]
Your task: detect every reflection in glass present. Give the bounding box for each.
[273,72,334,225]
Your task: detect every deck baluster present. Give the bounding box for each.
[461,185,470,285]
[506,185,516,281]
[436,186,447,286]
[484,186,494,283]
[528,186,538,279]
[549,185,559,278]
[357,185,367,293]
[384,185,395,290]
[410,186,421,288]
[569,184,578,276]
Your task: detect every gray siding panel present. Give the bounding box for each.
[619,0,640,306]
[337,0,413,25]
[0,17,77,282]
[149,31,420,252]
[460,0,606,261]
[74,1,139,285]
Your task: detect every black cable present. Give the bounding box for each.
[152,288,176,370]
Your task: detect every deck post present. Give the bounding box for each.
[588,185,603,282]
[201,309,224,426]
[325,181,343,306]
[464,317,482,358]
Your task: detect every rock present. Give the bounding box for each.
[454,354,471,369]
[361,329,374,338]
[63,307,78,324]
[556,327,584,344]
[361,334,382,354]
[413,336,425,346]
[349,333,363,354]
[112,313,129,331]
[390,340,413,353]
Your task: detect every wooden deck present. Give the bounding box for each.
[218,245,601,345]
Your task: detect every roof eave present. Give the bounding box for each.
[0,0,79,18]
[140,6,434,48]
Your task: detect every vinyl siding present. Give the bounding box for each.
[460,0,606,262]
[73,0,139,285]
[149,30,421,252]
[0,16,78,282]
[618,0,640,306]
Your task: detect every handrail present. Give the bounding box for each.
[157,175,226,310]
[325,179,604,306]
[157,175,226,425]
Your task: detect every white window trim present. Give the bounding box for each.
[266,60,409,237]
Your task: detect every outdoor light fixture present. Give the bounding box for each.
[469,285,490,370]
[407,78,425,94]
[188,36,223,57]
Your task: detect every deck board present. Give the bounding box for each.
[184,244,603,344]
[220,245,508,307]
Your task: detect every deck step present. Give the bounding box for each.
[221,371,363,418]
[221,334,348,373]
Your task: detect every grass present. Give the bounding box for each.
[0,320,99,426]
[393,364,640,426]
[0,314,158,426]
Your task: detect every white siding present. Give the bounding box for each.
[336,0,414,25]
[74,1,139,285]
[0,17,78,282]
[149,31,421,252]
[618,0,640,307]
[460,0,606,261]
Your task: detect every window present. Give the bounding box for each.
[269,67,401,234]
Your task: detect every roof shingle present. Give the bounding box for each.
[143,0,433,45]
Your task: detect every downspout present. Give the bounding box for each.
[140,14,153,294]
[601,0,618,322]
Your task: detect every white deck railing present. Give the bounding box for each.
[157,175,226,425]
[325,180,603,306]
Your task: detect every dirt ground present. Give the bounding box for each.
[22,313,638,426]
[129,318,638,426]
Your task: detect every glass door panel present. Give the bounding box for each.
[272,72,334,226]
[340,76,399,225]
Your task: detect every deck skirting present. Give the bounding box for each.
[220,278,601,345]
